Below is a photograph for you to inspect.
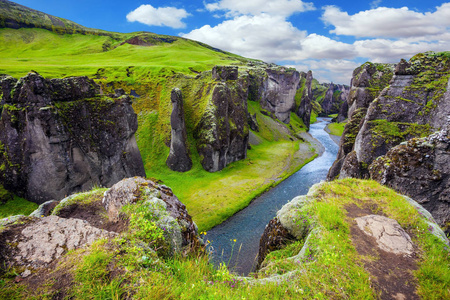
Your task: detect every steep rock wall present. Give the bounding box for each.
[345,54,450,178]
[0,72,145,204]
[327,62,395,180]
[369,123,450,233]
[248,67,301,124]
[320,83,350,116]
[195,67,249,172]
[297,71,313,129]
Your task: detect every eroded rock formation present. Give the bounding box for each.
[196,67,249,172]
[330,54,450,180]
[166,88,192,172]
[297,71,313,129]
[0,72,145,204]
[327,62,395,180]
[370,123,450,233]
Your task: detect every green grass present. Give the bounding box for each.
[0,27,316,232]
[0,28,246,79]
[148,138,315,232]
[0,184,38,218]
[310,111,317,124]
[4,179,447,299]
[326,121,346,136]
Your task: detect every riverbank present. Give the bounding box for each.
[207,118,340,275]
[148,135,319,232]
[325,122,345,145]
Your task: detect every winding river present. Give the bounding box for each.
[207,118,340,275]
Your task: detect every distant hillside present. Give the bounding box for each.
[0,0,107,35]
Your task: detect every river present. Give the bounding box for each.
[206,117,340,275]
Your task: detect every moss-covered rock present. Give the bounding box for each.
[0,72,145,204]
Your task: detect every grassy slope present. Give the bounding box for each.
[326,121,346,136]
[0,27,315,230]
[2,179,448,299]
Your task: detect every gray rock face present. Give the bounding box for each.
[196,75,249,172]
[212,65,238,81]
[166,88,192,172]
[369,124,450,233]
[327,62,395,180]
[320,83,349,116]
[355,215,414,256]
[347,54,449,178]
[0,72,145,204]
[0,215,116,269]
[297,71,313,129]
[260,68,300,123]
[102,177,198,249]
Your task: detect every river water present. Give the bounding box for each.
[206,118,340,275]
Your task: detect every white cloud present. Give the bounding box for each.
[204,0,315,17]
[127,4,191,29]
[300,34,356,60]
[183,14,305,61]
[322,3,450,38]
[182,15,354,62]
[354,38,450,62]
[370,0,382,9]
[291,59,360,84]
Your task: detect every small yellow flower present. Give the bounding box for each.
[207,240,210,244]
[233,239,236,242]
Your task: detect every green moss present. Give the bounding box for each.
[370,119,432,144]
[0,185,38,218]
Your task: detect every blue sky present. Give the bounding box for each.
[11,0,450,84]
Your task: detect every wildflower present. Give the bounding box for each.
[233,239,236,242]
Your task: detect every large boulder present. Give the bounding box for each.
[102,177,199,251]
[166,88,192,172]
[0,72,145,204]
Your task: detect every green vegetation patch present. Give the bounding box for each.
[0,184,37,218]
[370,119,432,144]
[326,121,346,137]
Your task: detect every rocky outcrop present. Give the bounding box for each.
[166,88,192,172]
[0,177,200,276]
[0,215,117,270]
[355,215,414,256]
[369,123,450,233]
[261,68,300,123]
[0,72,145,204]
[327,62,395,180]
[320,83,350,116]
[336,53,450,180]
[297,71,313,129]
[212,65,238,81]
[247,67,301,124]
[258,189,316,267]
[196,70,249,172]
[102,177,198,250]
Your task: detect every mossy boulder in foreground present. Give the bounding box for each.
[0,179,449,299]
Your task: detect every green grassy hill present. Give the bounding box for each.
[0,1,315,230]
